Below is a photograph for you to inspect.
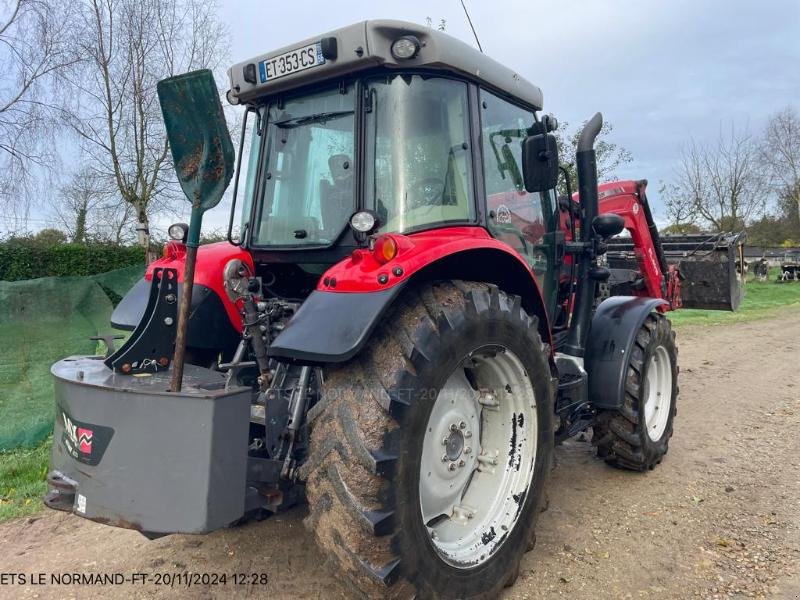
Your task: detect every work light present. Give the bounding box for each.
[168,222,189,242]
[391,36,421,60]
[350,211,378,234]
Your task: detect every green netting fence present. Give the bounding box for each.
[0,266,145,451]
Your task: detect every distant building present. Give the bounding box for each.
[743,246,800,266]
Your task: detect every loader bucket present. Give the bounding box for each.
[605,231,747,311]
[660,232,747,311]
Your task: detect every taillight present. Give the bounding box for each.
[373,235,398,264]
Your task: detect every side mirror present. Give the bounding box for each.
[522,133,559,193]
[592,213,625,238]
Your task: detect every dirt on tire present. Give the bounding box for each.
[1,311,798,599]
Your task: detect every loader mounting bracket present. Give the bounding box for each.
[105,267,178,374]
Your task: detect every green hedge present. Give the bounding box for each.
[0,243,146,281]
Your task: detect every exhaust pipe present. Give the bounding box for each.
[563,112,603,358]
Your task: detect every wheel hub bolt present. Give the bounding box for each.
[459,421,467,429]
[464,430,472,438]
[458,459,465,467]
[448,462,457,471]
[449,423,458,432]
[464,446,472,454]
[441,436,449,445]
[441,454,448,462]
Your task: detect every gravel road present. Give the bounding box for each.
[2,310,798,599]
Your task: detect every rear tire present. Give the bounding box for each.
[593,313,678,471]
[302,281,553,599]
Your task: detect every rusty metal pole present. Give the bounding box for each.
[170,210,201,392]
[157,69,235,391]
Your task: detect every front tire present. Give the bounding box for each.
[301,281,553,599]
[594,312,678,471]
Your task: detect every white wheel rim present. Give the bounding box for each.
[643,345,672,442]
[418,346,537,569]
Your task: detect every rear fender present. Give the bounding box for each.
[269,226,552,364]
[585,296,667,409]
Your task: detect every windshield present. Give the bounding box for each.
[365,75,475,232]
[250,86,355,246]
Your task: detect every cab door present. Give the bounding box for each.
[478,89,559,319]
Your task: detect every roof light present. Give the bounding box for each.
[391,36,421,60]
[168,222,188,242]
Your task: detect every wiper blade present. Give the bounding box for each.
[275,110,354,129]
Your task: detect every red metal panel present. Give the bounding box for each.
[145,241,253,332]
[316,226,545,294]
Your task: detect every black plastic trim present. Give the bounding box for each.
[584,296,667,410]
[111,277,150,331]
[111,279,240,354]
[268,286,405,363]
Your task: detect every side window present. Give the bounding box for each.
[480,90,558,315]
[480,91,548,260]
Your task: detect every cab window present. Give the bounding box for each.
[365,75,475,233]
[480,90,558,314]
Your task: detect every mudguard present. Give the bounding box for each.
[269,226,553,364]
[268,286,405,363]
[585,296,667,410]
[110,241,249,355]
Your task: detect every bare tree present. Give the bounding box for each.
[555,120,633,197]
[55,165,135,242]
[62,0,227,256]
[759,106,800,236]
[660,181,698,229]
[670,125,765,231]
[0,0,80,224]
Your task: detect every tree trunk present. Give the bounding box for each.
[74,205,87,243]
[135,207,153,264]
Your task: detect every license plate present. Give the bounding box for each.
[259,42,325,83]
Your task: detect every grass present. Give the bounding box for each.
[0,438,50,522]
[669,269,800,328]
[0,272,798,525]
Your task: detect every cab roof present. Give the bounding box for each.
[227,19,543,110]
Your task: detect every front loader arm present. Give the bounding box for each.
[595,180,668,304]
[590,179,746,312]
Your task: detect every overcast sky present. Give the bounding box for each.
[212,0,799,228]
[29,0,798,235]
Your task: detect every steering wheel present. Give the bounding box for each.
[408,177,446,209]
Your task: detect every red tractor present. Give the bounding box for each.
[45,20,746,599]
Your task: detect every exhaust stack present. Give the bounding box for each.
[563,113,603,358]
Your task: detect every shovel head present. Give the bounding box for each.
[157,69,234,213]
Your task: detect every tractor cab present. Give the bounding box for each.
[226,20,561,315]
